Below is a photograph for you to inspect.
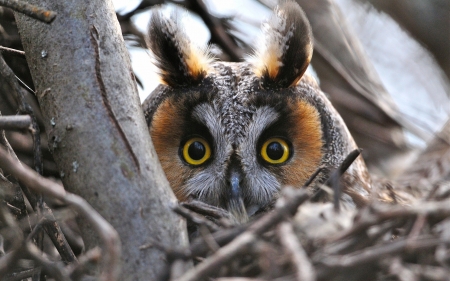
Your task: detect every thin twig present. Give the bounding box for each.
[173,204,221,232]
[278,222,316,281]
[0,46,26,57]
[0,0,56,23]
[0,207,76,243]
[0,54,66,268]
[0,202,24,276]
[0,53,42,176]
[174,231,256,281]
[67,247,102,280]
[174,189,310,281]
[0,115,32,130]
[317,236,442,270]
[0,127,29,224]
[24,241,70,281]
[26,217,44,241]
[199,225,220,253]
[0,54,30,113]
[15,75,35,95]
[311,149,361,202]
[330,199,450,242]
[331,168,342,213]
[181,200,231,220]
[0,146,121,281]
[189,225,247,258]
[188,0,243,61]
[4,268,41,281]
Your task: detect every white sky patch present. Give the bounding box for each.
[112,0,141,14]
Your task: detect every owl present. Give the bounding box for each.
[143,1,371,223]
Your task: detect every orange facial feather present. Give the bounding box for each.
[281,99,323,187]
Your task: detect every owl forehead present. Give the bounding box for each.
[204,62,260,143]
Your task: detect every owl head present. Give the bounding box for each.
[143,1,371,222]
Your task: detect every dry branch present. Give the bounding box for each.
[278,222,316,281]
[188,0,244,61]
[0,0,56,23]
[0,202,23,277]
[0,145,120,281]
[0,45,25,57]
[0,115,31,130]
[174,189,310,281]
[0,113,75,265]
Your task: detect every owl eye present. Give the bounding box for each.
[182,137,211,165]
[261,138,290,164]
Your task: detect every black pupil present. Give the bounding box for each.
[188,141,206,160]
[267,142,284,160]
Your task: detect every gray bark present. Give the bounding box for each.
[14,0,188,279]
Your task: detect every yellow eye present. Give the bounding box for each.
[182,137,211,165]
[261,138,290,164]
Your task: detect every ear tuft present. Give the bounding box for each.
[249,1,313,89]
[147,11,213,88]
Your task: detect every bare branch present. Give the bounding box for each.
[0,115,31,130]
[0,0,56,23]
[0,45,26,58]
[173,205,221,232]
[278,222,316,281]
[174,188,310,281]
[0,146,121,281]
[0,202,23,276]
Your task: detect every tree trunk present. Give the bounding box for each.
[14,0,188,279]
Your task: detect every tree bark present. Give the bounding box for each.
[14,0,188,279]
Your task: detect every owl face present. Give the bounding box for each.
[143,1,371,222]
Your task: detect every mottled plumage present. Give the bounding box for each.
[143,1,371,223]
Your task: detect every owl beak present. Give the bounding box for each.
[227,168,249,224]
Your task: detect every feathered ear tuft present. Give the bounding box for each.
[249,1,313,89]
[147,11,213,88]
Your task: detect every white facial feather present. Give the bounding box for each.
[184,104,283,211]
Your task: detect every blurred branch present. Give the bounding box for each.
[174,188,310,281]
[398,119,450,195]
[0,0,56,23]
[0,115,31,130]
[0,45,25,57]
[187,0,244,61]
[295,0,427,171]
[278,222,316,281]
[0,145,120,281]
[360,0,450,82]
[0,54,31,113]
[0,201,23,276]
[0,117,76,265]
[1,51,44,281]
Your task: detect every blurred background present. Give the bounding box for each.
[1,0,449,179]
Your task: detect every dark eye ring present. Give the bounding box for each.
[260,137,290,164]
[181,137,211,165]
